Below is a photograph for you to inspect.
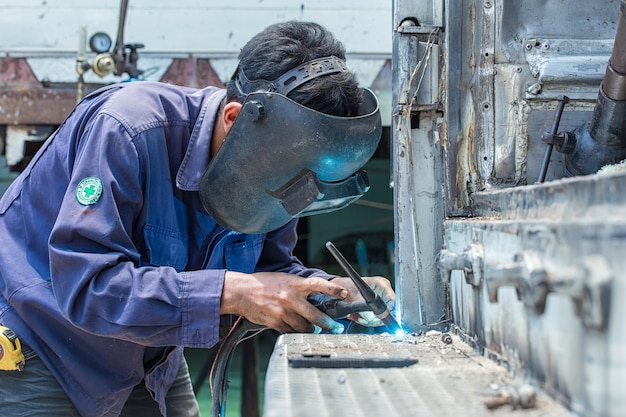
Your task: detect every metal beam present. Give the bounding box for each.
[392,1,446,330]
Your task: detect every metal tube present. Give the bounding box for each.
[566,0,626,175]
[603,0,626,100]
[113,0,129,76]
[609,1,626,74]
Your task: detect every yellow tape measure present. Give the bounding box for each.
[0,325,26,371]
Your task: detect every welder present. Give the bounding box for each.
[0,21,395,416]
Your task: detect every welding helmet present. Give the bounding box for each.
[198,56,382,234]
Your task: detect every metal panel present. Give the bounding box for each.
[263,333,574,416]
[0,88,78,125]
[436,2,626,414]
[390,0,626,415]
[393,0,443,27]
[1,1,391,56]
[392,5,445,330]
[442,173,626,415]
[474,0,496,186]
[443,0,619,195]
[1,2,392,87]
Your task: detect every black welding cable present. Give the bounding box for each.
[210,318,265,417]
[210,317,246,417]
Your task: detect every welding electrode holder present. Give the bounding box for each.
[309,295,371,319]
[324,241,402,333]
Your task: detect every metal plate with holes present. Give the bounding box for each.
[263,333,574,417]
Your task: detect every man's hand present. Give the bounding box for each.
[220,271,349,333]
[329,276,396,327]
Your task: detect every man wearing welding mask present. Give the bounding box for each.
[0,21,395,416]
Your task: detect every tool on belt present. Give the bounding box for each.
[0,325,36,371]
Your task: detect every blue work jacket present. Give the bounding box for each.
[0,81,329,416]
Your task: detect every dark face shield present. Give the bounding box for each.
[199,88,382,234]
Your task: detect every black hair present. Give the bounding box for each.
[226,21,363,117]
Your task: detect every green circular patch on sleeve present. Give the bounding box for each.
[76,177,103,206]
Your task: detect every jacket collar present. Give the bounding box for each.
[176,88,227,191]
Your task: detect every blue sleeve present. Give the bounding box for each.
[48,113,221,348]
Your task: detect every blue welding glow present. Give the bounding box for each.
[390,308,404,337]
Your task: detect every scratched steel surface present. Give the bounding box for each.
[442,168,626,416]
[435,1,626,414]
[391,1,626,415]
[263,333,573,417]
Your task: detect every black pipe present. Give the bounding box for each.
[565,0,626,176]
[113,0,129,76]
[604,0,626,100]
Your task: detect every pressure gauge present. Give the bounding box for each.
[89,32,112,53]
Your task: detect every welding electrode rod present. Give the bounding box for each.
[537,96,569,183]
[325,242,376,303]
[325,241,401,332]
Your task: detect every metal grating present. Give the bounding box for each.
[263,332,574,417]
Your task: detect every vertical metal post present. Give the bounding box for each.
[392,0,446,331]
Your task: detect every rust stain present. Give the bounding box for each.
[0,58,87,124]
[0,58,39,87]
[0,57,226,126]
[160,58,224,88]
[0,89,77,125]
[455,119,475,208]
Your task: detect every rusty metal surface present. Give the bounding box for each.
[0,88,78,125]
[0,57,224,126]
[442,0,618,203]
[263,332,574,417]
[442,169,626,416]
[0,58,39,87]
[470,169,626,221]
[159,58,224,88]
[392,1,626,416]
[0,58,87,125]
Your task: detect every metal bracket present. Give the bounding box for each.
[397,24,441,43]
[551,255,613,329]
[485,251,547,313]
[438,244,484,287]
[485,251,612,329]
